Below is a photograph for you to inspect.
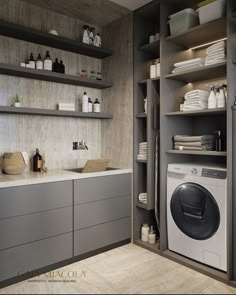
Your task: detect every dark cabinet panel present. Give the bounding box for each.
[0,181,73,219]
[74,174,132,205]
[74,218,131,256]
[0,207,73,251]
[74,196,131,230]
[0,233,73,282]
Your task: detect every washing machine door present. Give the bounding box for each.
[170,182,220,241]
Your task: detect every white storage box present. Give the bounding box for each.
[168,8,199,36]
[197,0,226,24]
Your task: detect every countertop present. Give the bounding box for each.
[0,168,132,188]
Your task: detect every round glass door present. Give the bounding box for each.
[170,183,220,241]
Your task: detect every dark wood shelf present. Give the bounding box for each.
[165,62,226,83]
[136,159,147,163]
[138,77,160,84]
[166,18,227,49]
[0,20,112,59]
[0,106,113,119]
[166,108,226,117]
[136,202,148,210]
[136,113,147,118]
[167,150,227,157]
[0,63,112,89]
[139,39,160,58]
[134,239,161,254]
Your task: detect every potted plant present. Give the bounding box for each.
[14,94,21,107]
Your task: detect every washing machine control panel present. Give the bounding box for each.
[201,169,227,179]
[191,168,198,175]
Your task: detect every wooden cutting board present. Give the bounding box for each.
[82,159,111,173]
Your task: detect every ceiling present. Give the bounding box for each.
[109,0,152,11]
[25,0,131,26]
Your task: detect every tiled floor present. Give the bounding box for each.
[1,244,236,294]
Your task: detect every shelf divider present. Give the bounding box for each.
[165,62,227,83]
[167,150,227,157]
[166,18,227,49]
[165,108,226,117]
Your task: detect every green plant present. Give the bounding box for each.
[14,94,20,103]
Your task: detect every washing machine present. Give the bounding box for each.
[167,163,227,271]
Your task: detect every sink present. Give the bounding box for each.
[65,167,119,173]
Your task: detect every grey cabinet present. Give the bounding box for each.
[0,181,73,219]
[74,218,131,256]
[74,174,132,256]
[0,181,73,283]
[0,207,72,251]
[0,233,73,282]
[74,174,131,205]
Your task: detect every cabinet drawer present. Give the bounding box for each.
[74,196,130,230]
[74,174,132,205]
[0,207,72,251]
[74,217,131,256]
[0,233,73,282]
[0,181,73,219]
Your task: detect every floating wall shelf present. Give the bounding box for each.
[166,18,227,49]
[167,150,227,157]
[165,62,227,83]
[0,106,113,119]
[0,20,112,59]
[166,108,226,117]
[0,63,113,89]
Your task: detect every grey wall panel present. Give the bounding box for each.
[0,207,73,251]
[74,174,132,205]
[74,196,131,230]
[0,181,73,219]
[74,218,131,256]
[0,233,73,282]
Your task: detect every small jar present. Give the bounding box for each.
[148,226,156,245]
[89,71,96,80]
[81,70,88,79]
[96,72,102,80]
[141,224,150,242]
[93,98,101,113]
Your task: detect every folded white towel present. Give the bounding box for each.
[207,48,225,55]
[174,58,204,68]
[185,90,209,100]
[205,58,226,66]
[206,41,225,54]
[172,64,204,74]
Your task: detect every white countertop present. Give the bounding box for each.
[0,168,132,188]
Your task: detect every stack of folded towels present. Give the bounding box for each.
[183,90,209,111]
[138,193,147,205]
[58,103,76,111]
[205,41,226,66]
[172,58,205,74]
[137,142,148,161]
[174,135,215,151]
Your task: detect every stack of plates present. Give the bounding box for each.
[137,142,148,161]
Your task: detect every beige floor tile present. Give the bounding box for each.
[0,244,235,295]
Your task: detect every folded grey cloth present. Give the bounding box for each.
[174,135,215,143]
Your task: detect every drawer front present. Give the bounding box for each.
[74,196,131,230]
[74,174,132,205]
[74,217,131,256]
[0,181,73,219]
[0,233,73,282]
[0,207,73,251]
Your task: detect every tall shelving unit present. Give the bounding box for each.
[133,0,236,286]
[160,0,228,283]
[133,0,161,253]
